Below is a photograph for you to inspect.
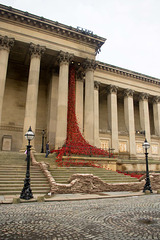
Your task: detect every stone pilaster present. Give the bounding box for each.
[124,89,136,157]
[107,85,119,153]
[75,70,84,133]
[94,81,101,147]
[83,59,97,145]
[22,43,46,149]
[55,51,74,149]
[0,35,14,123]
[153,96,160,136]
[139,93,151,143]
[47,71,59,148]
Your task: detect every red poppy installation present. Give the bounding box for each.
[51,65,110,167]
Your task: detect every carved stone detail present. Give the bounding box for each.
[139,93,149,101]
[57,51,74,64]
[83,58,97,71]
[0,35,14,51]
[76,70,84,82]
[94,81,100,90]
[124,89,134,97]
[153,96,160,104]
[107,85,118,94]
[29,43,46,58]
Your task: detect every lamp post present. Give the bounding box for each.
[142,138,153,193]
[41,129,45,153]
[20,126,35,200]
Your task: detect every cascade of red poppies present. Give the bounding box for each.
[51,65,110,167]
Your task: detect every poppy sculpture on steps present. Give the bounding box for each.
[51,66,110,167]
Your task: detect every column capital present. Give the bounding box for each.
[124,89,134,97]
[83,58,97,71]
[57,51,74,64]
[76,70,84,82]
[107,84,118,94]
[29,43,46,58]
[153,96,160,104]
[139,92,149,101]
[0,35,14,51]
[94,81,100,90]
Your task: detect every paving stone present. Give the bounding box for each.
[0,195,160,239]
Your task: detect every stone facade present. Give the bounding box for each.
[0,4,160,167]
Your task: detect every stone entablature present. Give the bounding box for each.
[0,4,105,54]
[96,61,160,86]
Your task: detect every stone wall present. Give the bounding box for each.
[51,173,160,194]
[31,152,160,194]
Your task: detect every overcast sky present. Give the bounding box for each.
[1,0,160,79]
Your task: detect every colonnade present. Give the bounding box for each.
[0,35,160,156]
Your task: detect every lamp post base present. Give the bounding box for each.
[143,178,153,193]
[20,179,33,200]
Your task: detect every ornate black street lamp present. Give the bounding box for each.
[41,129,45,153]
[142,138,153,193]
[20,126,35,200]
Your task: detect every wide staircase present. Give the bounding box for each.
[34,153,139,184]
[0,151,50,195]
[0,152,139,195]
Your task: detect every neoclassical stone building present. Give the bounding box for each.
[0,4,160,162]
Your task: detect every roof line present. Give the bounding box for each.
[0,4,106,54]
[97,61,160,85]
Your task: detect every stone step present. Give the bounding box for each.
[0,186,50,190]
[0,180,48,184]
[0,190,49,195]
[0,171,45,175]
[52,175,137,181]
[48,166,139,184]
[49,170,138,178]
[0,176,46,181]
[51,176,137,181]
[51,179,137,183]
[0,152,51,195]
[0,183,50,187]
[49,172,136,177]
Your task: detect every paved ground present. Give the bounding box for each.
[0,194,160,240]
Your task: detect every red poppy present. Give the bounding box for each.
[51,66,109,167]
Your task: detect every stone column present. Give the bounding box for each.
[55,51,73,149]
[83,59,96,145]
[153,96,160,136]
[75,70,84,133]
[139,93,151,143]
[0,35,14,123]
[22,43,46,149]
[124,89,136,157]
[107,85,119,153]
[47,71,59,148]
[94,81,101,147]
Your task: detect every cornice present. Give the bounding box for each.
[0,4,106,54]
[96,61,160,86]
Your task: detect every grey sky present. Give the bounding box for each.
[0,0,160,79]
